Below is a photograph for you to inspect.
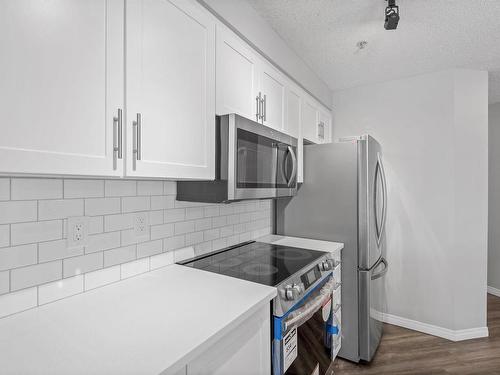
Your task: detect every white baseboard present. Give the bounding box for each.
[380,313,489,342]
[487,286,500,297]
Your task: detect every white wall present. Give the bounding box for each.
[489,102,500,293]
[332,70,488,334]
[198,0,332,108]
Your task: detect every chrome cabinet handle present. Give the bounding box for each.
[256,95,260,121]
[133,113,142,171]
[287,145,297,187]
[112,108,123,170]
[263,94,267,122]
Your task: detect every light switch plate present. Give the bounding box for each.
[134,212,149,238]
[67,216,89,249]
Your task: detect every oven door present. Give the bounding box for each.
[273,276,341,375]
[228,114,298,200]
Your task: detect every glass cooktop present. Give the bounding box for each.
[179,241,328,287]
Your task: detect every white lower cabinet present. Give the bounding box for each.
[182,304,271,375]
[125,0,215,179]
[0,0,124,177]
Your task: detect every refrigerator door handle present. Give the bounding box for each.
[371,257,388,280]
[375,154,387,246]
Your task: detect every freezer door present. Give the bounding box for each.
[358,136,387,269]
[358,257,388,361]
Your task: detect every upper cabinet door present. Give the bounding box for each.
[259,64,286,131]
[285,87,301,139]
[301,98,319,143]
[0,0,124,176]
[126,0,215,179]
[216,26,259,121]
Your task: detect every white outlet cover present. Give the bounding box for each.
[67,216,89,249]
[134,212,149,238]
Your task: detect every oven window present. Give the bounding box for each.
[237,128,278,188]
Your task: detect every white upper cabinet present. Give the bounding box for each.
[216,25,259,122]
[285,86,301,138]
[301,97,319,143]
[126,0,215,179]
[0,0,124,176]
[257,63,286,132]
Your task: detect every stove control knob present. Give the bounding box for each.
[284,284,301,301]
[320,260,333,271]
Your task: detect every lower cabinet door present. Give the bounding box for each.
[187,305,271,375]
[125,0,215,180]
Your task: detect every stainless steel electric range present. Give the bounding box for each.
[179,241,342,375]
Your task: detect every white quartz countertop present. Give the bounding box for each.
[257,234,344,253]
[0,264,276,375]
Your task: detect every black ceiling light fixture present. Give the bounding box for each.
[384,0,400,30]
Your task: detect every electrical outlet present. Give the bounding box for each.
[67,216,89,249]
[134,212,149,238]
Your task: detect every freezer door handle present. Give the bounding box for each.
[371,257,388,280]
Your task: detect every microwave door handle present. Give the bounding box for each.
[287,146,297,187]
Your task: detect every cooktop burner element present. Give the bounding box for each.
[180,241,328,287]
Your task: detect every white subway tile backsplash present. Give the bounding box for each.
[194,218,212,231]
[163,235,186,252]
[0,201,37,224]
[151,195,175,210]
[0,178,10,200]
[185,231,204,246]
[38,275,83,305]
[137,240,163,258]
[0,176,271,318]
[121,258,150,279]
[0,287,37,318]
[0,225,10,248]
[104,245,136,267]
[85,232,121,254]
[204,206,220,217]
[11,261,62,291]
[149,210,164,226]
[150,223,174,240]
[163,208,185,224]
[38,240,83,262]
[104,213,134,232]
[105,180,137,197]
[204,228,220,241]
[150,252,174,270]
[186,207,204,220]
[84,266,120,291]
[85,198,121,216]
[11,220,62,245]
[163,181,176,195]
[38,199,84,220]
[174,221,195,235]
[11,179,62,200]
[63,253,103,278]
[121,229,150,246]
[137,181,163,196]
[0,244,38,271]
[122,196,150,213]
[64,180,104,199]
[0,271,9,295]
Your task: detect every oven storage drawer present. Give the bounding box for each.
[272,276,341,375]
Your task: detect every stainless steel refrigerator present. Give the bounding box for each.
[275,135,389,362]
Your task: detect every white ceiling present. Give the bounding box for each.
[246,0,500,103]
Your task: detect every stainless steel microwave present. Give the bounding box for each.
[177,114,298,203]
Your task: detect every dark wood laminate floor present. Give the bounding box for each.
[333,294,500,375]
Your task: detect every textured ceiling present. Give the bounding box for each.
[246,0,500,103]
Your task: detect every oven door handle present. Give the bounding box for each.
[284,277,337,331]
